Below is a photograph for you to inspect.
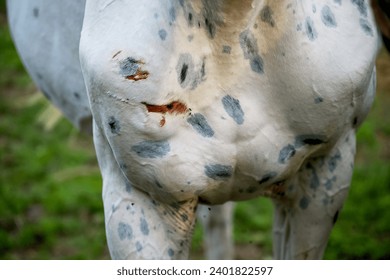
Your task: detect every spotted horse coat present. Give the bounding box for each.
[7,0,380,259]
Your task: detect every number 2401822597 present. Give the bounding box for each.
[209,266,273,276]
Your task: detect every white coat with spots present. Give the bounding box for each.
[7,0,380,259]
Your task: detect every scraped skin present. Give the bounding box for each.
[79,0,378,259]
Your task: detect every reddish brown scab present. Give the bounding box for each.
[126,69,149,81]
[143,101,188,115]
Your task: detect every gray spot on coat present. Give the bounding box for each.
[321,5,337,27]
[119,57,140,77]
[131,140,170,158]
[125,180,132,193]
[328,151,342,172]
[307,164,320,190]
[239,29,264,74]
[222,95,245,125]
[299,196,310,210]
[168,248,175,257]
[187,113,215,137]
[169,7,176,24]
[118,222,133,240]
[360,18,374,36]
[158,29,168,40]
[305,17,318,41]
[260,5,275,27]
[352,0,368,17]
[176,53,194,87]
[222,45,232,54]
[33,7,39,18]
[108,116,121,135]
[140,217,149,236]
[205,164,233,180]
[136,241,143,252]
[279,144,296,164]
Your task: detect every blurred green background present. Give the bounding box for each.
[0,1,389,259]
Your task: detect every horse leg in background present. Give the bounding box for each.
[272,130,357,259]
[197,202,234,259]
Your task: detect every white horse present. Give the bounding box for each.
[7,0,384,259]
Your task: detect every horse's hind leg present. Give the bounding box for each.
[272,131,356,259]
[197,202,234,259]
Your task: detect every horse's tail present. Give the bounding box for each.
[372,0,390,51]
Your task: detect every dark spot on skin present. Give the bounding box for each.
[299,196,310,210]
[313,4,317,13]
[112,204,118,213]
[188,13,193,24]
[239,29,264,74]
[279,144,296,164]
[125,181,132,193]
[333,210,340,225]
[360,18,374,36]
[33,7,39,18]
[260,5,275,27]
[180,64,188,83]
[222,45,232,54]
[158,29,167,40]
[321,5,337,27]
[140,217,149,236]
[202,58,207,76]
[352,0,368,17]
[136,241,143,252]
[176,53,194,88]
[307,164,320,190]
[222,95,245,125]
[325,178,334,190]
[258,172,277,184]
[73,92,80,100]
[315,96,324,103]
[328,151,342,172]
[119,57,149,81]
[169,7,176,24]
[204,18,216,38]
[168,248,175,257]
[295,135,327,147]
[305,17,318,41]
[131,140,170,158]
[118,222,133,240]
[108,116,121,135]
[205,164,233,180]
[187,113,215,137]
[334,0,342,5]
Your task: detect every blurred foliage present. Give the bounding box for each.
[0,2,389,259]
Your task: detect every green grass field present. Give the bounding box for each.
[1,3,389,259]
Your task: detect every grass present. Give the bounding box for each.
[0,4,389,259]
